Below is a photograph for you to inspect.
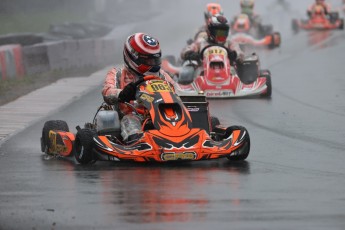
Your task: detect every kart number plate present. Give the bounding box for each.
[161,152,197,161]
[147,81,172,93]
[204,47,226,58]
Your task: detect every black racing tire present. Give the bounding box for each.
[268,34,276,49]
[292,19,299,34]
[339,19,344,30]
[260,24,273,37]
[41,120,69,154]
[226,126,250,161]
[268,32,281,49]
[273,32,281,48]
[260,70,272,98]
[74,128,97,164]
[210,116,220,132]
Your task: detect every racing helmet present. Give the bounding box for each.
[313,5,325,15]
[233,14,251,32]
[204,3,224,21]
[123,33,161,76]
[240,0,255,15]
[207,15,230,44]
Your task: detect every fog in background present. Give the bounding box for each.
[1,0,344,57]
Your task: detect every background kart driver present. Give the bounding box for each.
[180,15,245,67]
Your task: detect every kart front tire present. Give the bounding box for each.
[273,32,281,48]
[260,70,272,98]
[226,126,250,161]
[339,19,344,30]
[41,120,69,154]
[74,128,97,164]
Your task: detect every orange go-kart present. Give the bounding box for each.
[230,14,281,50]
[40,76,250,164]
[292,6,344,33]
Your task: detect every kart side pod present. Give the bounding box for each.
[237,54,260,85]
[178,62,197,85]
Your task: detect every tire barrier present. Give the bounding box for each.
[20,37,118,77]
[0,44,24,80]
[49,22,113,40]
[0,33,43,47]
[22,44,49,75]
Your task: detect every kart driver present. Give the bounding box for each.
[102,33,175,142]
[181,15,244,65]
[239,0,262,28]
[308,0,331,16]
[193,3,224,41]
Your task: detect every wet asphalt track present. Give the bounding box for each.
[1,0,345,229]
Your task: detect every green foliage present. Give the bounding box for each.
[0,8,93,35]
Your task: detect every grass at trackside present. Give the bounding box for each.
[0,66,101,106]
[0,9,92,35]
[0,8,101,105]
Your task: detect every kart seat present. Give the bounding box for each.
[95,110,121,138]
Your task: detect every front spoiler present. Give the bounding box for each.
[184,76,269,98]
[297,20,342,30]
[93,128,249,162]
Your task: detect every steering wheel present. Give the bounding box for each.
[121,75,162,115]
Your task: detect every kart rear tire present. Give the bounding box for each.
[41,120,69,154]
[226,126,250,161]
[292,19,299,34]
[74,128,97,164]
[339,19,344,30]
[268,32,281,49]
[260,70,272,98]
[273,32,281,48]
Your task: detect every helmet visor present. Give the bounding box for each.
[138,54,161,66]
[241,6,253,14]
[210,27,229,43]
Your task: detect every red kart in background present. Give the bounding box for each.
[230,14,281,50]
[162,45,272,99]
[292,5,344,33]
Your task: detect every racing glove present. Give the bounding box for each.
[103,94,118,105]
[118,82,136,103]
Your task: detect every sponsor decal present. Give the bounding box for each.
[187,107,200,112]
[161,152,197,161]
[140,94,154,103]
[206,91,231,97]
[48,131,67,153]
[204,47,226,58]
